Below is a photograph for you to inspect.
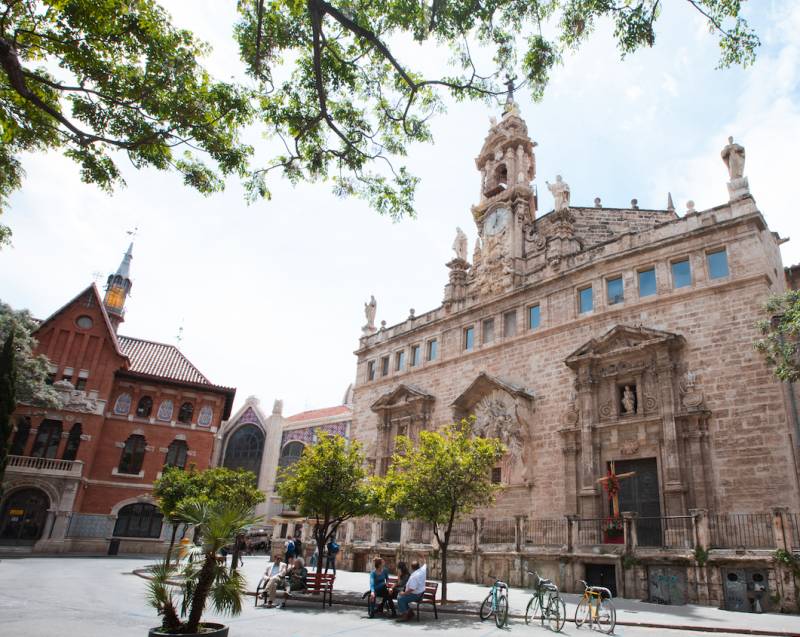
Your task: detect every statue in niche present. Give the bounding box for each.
[473,395,525,467]
[473,236,482,263]
[721,136,745,180]
[453,226,468,261]
[363,295,377,332]
[622,385,636,415]
[546,175,570,211]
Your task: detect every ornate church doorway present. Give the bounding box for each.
[615,458,662,546]
[0,488,50,545]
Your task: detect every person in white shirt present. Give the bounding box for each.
[396,561,427,621]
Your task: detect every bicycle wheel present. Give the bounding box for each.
[596,600,616,634]
[574,597,591,628]
[525,595,541,625]
[548,595,566,633]
[495,593,509,628]
[479,593,493,621]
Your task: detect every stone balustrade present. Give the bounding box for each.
[6,454,84,478]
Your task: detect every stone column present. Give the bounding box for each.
[400,519,410,547]
[655,352,686,515]
[689,508,709,549]
[515,515,524,553]
[567,515,578,553]
[622,511,638,554]
[577,368,599,517]
[370,520,379,546]
[770,506,790,551]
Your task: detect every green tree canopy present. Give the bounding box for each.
[277,432,373,571]
[0,300,60,407]
[755,290,800,382]
[380,417,506,600]
[0,332,17,492]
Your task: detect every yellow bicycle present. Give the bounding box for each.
[575,579,616,634]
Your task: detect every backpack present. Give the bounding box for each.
[285,539,295,556]
[329,541,340,554]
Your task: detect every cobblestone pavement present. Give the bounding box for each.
[0,556,796,637]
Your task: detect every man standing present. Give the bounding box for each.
[284,536,296,566]
[325,536,340,574]
[396,561,427,621]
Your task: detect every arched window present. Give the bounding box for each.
[177,402,194,424]
[114,393,132,415]
[0,488,50,543]
[62,423,82,461]
[118,434,146,474]
[113,503,163,538]
[157,400,174,422]
[136,396,153,418]
[278,441,305,472]
[30,419,62,458]
[222,424,265,476]
[9,417,31,456]
[165,439,188,469]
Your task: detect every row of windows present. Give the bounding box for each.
[10,418,82,461]
[117,435,188,475]
[461,305,541,352]
[45,367,89,390]
[577,247,729,314]
[366,338,439,381]
[113,393,214,427]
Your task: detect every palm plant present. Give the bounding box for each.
[145,501,259,635]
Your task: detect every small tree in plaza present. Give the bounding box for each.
[276,432,372,577]
[153,466,264,565]
[381,418,506,601]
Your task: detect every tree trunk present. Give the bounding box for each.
[165,522,178,566]
[186,552,216,634]
[441,543,448,602]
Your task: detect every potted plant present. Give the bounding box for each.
[603,517,624,544]
[145,501,259,636]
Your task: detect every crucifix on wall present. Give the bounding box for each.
[597,460,636,518]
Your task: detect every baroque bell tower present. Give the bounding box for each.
[470,88,538,297]
[103,243,133,332]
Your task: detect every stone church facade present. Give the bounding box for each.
[344,102,800,611]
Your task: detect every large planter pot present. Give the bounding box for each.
[148,623,228,637]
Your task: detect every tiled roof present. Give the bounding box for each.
[117,335,212,386]
[286,405,352,423]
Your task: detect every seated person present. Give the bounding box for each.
[387,561,410,604]
[396,561,427,621]
[262,560,288,608]
[369,557,395,616]
[280,557,308,608]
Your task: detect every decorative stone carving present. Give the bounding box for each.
[599,401,613,419]
[546,175,570,211]
[679,371,705,410]
[54,382,100,414]
[363,295,377,334]
[622,385,636,414]
[620,439,640,456]
[643,394,658,412]
[453,227,468,261]
[565,394,580,426]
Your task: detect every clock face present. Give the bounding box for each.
[485,207,509,236]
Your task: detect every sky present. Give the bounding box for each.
[1,1,798,417]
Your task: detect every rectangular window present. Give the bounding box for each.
[482,318,495,344]
[395,350,406,372]
[707,248,729,279]
[381,356,389,376]
[579,286,593,314]
[427,339,438,361]
[607,276,624,305]
[464,326,475,351]
[411,344,421,367]
[491,467,502,484]
[367,360,376,381]
[75,377,87,391]
[503,310,517,337]
[671,258,692,288]
[638,267,656,297]
[529,304,541,330]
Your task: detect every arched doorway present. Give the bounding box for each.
[0,488,50,545]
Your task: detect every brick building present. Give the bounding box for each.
[1,245,235,554]
[344,102,800,610]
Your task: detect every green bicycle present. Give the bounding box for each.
[524,571,566,632]
[479,574,509,628]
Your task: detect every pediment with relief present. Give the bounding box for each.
[566,325,684,368]
[371,384,434,412]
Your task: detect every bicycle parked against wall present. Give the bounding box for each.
[575,579,616,634]
[479,574,509,628]
[524,571,566,632]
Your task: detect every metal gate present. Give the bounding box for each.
[723,569,770,613]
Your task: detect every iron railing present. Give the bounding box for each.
[351,519,372,542]
[406,520,434,544]
[448,520,474,546]
[380,519,402,543]
[523,518,568,546]
[636,516,693,549]
[482,518,516,544]
[709,513,775,549]
[786,512,800,551]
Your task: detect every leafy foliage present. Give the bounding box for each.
[234,0,760,218]
[276,432,373,572]
[145,501,258,634]
[0,0,253,232]
[0,332,16,493]
[380,417,506,599]
[0,300,61,407]
[754,291,800,382]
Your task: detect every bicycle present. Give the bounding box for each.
[479,574,509,628]
[574,579,616,634]
[524,571,566,632]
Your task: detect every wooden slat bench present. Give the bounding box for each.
[385,574,439,620]
[256,570,335,609]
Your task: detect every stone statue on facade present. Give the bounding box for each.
[721,136,745,180]
[473,236,482,264]
[272,399,283,416]
[362,295,377,334]
[452,226,468,262]
[622,385,636,414]
[546,175,570,211]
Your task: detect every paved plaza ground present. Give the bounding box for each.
[0,556,798,637]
